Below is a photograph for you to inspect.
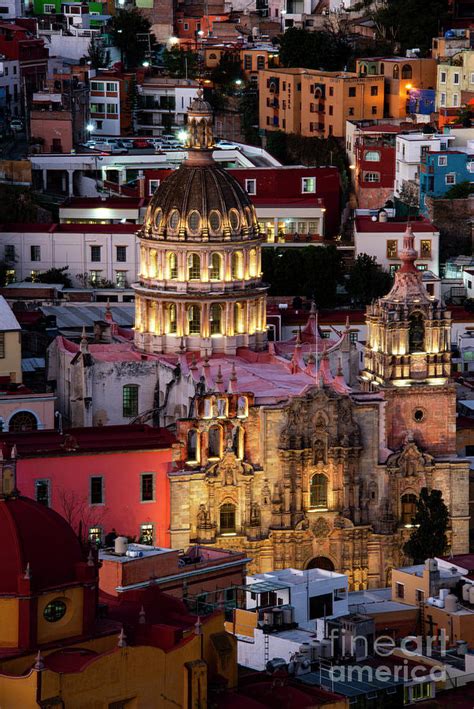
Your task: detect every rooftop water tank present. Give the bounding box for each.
[444,594,458,613]
[114,536,128,555]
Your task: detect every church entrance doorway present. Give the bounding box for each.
[306,556,335,571]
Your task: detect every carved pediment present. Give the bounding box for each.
[387,439,434,477]
[206,449,254,485]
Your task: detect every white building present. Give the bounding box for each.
[0,0,23,20]
[0,57,20,119]
[136,78,199,137]
[354,214,440,280]
[0,224,139,287]
[39,28,101,62]
[394,132,455,197]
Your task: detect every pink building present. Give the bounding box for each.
[1,424,175,547]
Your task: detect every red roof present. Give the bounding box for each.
[355,216,438,233]
[0,496,85,595]
[0,223,139,234]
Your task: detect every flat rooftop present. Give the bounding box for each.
[100,543,174,564]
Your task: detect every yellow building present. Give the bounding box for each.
[240,46,279,84]
[0,294,22,383]
[259,68,384,138]
[0,459,237,709]
[436,50,474,112]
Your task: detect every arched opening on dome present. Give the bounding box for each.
[154,208,162,229]
[167,209,180,235]
[245,206,253,229]
[402,64,412,80]
[209,210,222,236]
[249,248,258,278]
[8,410,38,432]
[393,64,399,79]
[234,302,244,334]
[231,251,243,279]
[209,252,222,280]
[217,397,227,417]
[187,428,199,462]
[188,253,201,280]
[210,303,223,335]
[232,425,244,458]
[166,303,177,334]
[167,252,178,280]
[310,473,328,509]
[229,209,240,233]
[409,312,424,353]
[220,502,236,534]
[187,304,201,335]
[149,249,157,278]
[208,424,222,458]
[401,493,417,525]
[187,210,202,236]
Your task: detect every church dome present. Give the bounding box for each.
[0,496,84,595]
[144,163,259,242]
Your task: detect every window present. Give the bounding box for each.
[420,240,432,258]
[116,245,127,262]
[348,86,356,97]
[9,411,37,431]
[393,64,399,79]
[188,304,201,334]
[244,55,252,70]
[149,179,160,195]
[364,150,380,162]
[389,264,400,277]
[370,85,378,96]
[91,81,105,91]
[88,526,102,545]
[350,331,358,343]
[44,599,67,622]
[396,582,405,599]
[371,105,378,115]
[401,493,417,525]
[220,503,236,533]
[90,103,105,114]
[302,176,316,193]
[234,303,244,334]
[188,253,201,280]
[329,86,334,97]
[35,479,50,506]
[140,523,154,545]
[90,245,101,262]
[209,210,222,235]
[43,2,55,10]
[208,425,221,458]
[106,82,117,92]
[386,240,398,259]
[453,72,460,85]
[440,92,446,107]
[168,252,178,279]
[440,71,446,83]
[4,244,15,262]
[106,103,118,114]
[310,473,328,508]
[231,251,243,279]
[416,589,425,603]
[257,56,265,70]
[123,384,139,418]
[210,303,223,335]
[232,426,244,458]
[166,303,177,333]
[30,245,41,262]
[309,592,333,619]
[402,64,412,80]
[140,473,154,502]
[90,476,103,505]
[245,178,256,195]
[209,252,222,280]
[453,93,459,107]
[115,271,127,287]
[446,173,456,185]
[363,172,380,182]
[187,429,199,461]
[328,105,333,116]
[438,156,447,166]
[89,269,101,284]
[412,683,431,701]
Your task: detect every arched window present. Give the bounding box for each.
[249,248,257,277]
[166,303,177,334]
[237,396,248,418]
[231,251,243,279]
[210,303,223,335]
[234,302,244,334]
[203,397,213,418]
[409,312,424,353]
[8,410,37,432]
[188,253,201,280]
[149,249,158,278]
[167,252,178,279]
[220,503,236,533]
[208,425,221,458]
[401,493,417,525]
[209,210,222,235]
[187,305,201,335]
[393,64,399,79]
[310,473,328,509]
[380,62,384,75]
[187,210,201,236]
[209,53,217,59]
[122,384,139,418]
[402,64,412,80]
[217,397,227,417]
[209,252,222,280]
[187,429,199,462]
[232,426,244,458]
[364,150,381,162]
[359,63,367,76]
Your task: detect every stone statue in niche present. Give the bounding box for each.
[315,412,326,429]
[313,439,326,464]
[197,503,211,528]
[250,502,261,526]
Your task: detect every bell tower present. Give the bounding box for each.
[361,224,455,455]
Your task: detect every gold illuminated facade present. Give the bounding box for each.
[134,92,268,355]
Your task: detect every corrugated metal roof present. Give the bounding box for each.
[41,304,135,329]
[22,357,45,372]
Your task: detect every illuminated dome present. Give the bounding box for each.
[134,89,268,356]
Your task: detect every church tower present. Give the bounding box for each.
[133,91,268,356]
[362,224,455,455]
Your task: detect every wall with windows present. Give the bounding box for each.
[16,446,173,547]
[436,52,474,112]
[419,149,474,214]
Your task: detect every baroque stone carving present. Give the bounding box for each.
[312,516,330,538]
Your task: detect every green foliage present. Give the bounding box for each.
[162,47,199,78]
[0,261,12,288]
[444,181,474,199]
[109,9,152,69]
[0,186,40,223]
[239,89,259,145]
[35,267,72,288]
[464,298,474,313]
[279,27,352,71]
[85,37,109,70]
[210,51,244,93]
[262,245,343,306]
[403,488,449,563]
[371,0,450,54]
[346,253,392,306]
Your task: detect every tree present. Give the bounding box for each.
[279,27,352,72]
[239,89,259,145]
[162,46,199,78]
[0,186,39,223]
[109,9,152,69]
[84,37,109,70]
[444,181,474,199]
[210,51,244,93]
[346,254,392,306]
[369,0,450,54]
[57,487,105,545]
[403,488,449,563]
[35,266,72,288]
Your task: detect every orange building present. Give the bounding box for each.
[259,68,384,138]
[356,57,437,119]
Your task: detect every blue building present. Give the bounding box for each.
[407,88,435,116]
[419,148,474,214]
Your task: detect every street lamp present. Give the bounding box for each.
[177,129,189,144]
[169,36,179,47]
[142,61,150,68]
[86,123,94,133]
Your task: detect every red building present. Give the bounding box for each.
[1,424,175,547]
[175,11,230,45]
[0,20,48,95]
